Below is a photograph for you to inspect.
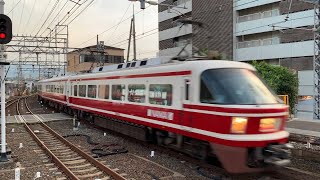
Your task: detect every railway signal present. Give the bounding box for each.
[0,14,12,44]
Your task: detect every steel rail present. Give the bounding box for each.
[17,97,79,180]
[21,96,127,180]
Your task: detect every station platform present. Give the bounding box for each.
[5,113,73,124]
[286,119,320,137]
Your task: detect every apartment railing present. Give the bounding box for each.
[237,9,280,23]
[237,37,280,49]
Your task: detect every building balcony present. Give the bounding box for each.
[235,0,281,11]
[159,44,192,57]
[159,0,192,23]
[159,24,192,41]
[235,40,315,61]
[236,9,315,36]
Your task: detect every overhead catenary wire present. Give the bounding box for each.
[44,0,93,42]
[105,3,132,43]
[25,0,38,34]
[39,0,70,37]
[74,5,151,47]
[17,0,25,35]
[34,0,60,37]
[29,0,53,36]
[7,0,23,14]
[109,28,158,47]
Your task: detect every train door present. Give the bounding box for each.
[66,80,71,106]
[180,77,192,132]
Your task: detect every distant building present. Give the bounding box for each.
[67,44,125,73]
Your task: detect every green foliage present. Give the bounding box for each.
[251,61,299,113]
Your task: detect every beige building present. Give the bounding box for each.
[67,45,125,73]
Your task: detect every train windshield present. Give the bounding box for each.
[200,68,280,105]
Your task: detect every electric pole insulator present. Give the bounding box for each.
[0,14,12,44]
[140,0,146,9]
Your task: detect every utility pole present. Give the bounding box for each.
[133,5,137,61]
[126,5,137,62]
[0,0,7,162]
[127,19,133,62]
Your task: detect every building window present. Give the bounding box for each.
[74,85,78,96]
[88,85,97,98]
[128,84,146,103]
[79,85,86,97]
[149,84,172,106]
[112,85,126,101]
[98,85,110,99]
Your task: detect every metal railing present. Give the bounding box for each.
[237,37,280,49]
[237,9,280,23]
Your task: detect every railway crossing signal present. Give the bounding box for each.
[0,14,12,44]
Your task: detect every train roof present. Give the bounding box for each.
[39,58,255,83]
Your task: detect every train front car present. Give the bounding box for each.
[190,61,291,173]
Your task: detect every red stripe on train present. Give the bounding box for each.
[183,104,288,114]
[69,70,192,82]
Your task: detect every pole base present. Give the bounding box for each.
[0,152,8,162]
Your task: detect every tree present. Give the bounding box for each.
[251,61,299,113]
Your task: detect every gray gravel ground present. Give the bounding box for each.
[45,119,320,180]
[1,124,66,180]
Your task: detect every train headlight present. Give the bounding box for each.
[231,117,247,134]
[259,118,281,132]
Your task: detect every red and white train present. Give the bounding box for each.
[37,57,292,173]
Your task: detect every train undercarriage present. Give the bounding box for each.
[40,97,292,173]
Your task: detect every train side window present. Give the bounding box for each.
[126,63,131,68]
[60,85,64,94]
[149,84,172,106]
[88,85,97,98]
[131,62,136,67]
[79,85,86,97]
[185,80,190,101]
[112,84,126,101]
[74,85,78,96]
[117,64,123,69]
[98,85,109,99]
[128,84,146,103]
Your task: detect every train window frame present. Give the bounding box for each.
[149,84,173,106]
[79,85,87,97]
[98,85,110,100]
[112,84,126,101]
[88,85,97,98]
[74,85,78,96]
[128,84,146,103]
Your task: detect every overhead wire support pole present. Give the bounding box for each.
[127,18,133,62]
[0,0,8,162]
[314,0,320,119]
[133,5,137,61]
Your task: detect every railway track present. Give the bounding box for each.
[17,97,127,180]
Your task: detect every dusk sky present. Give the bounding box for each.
[5,0,159,78]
